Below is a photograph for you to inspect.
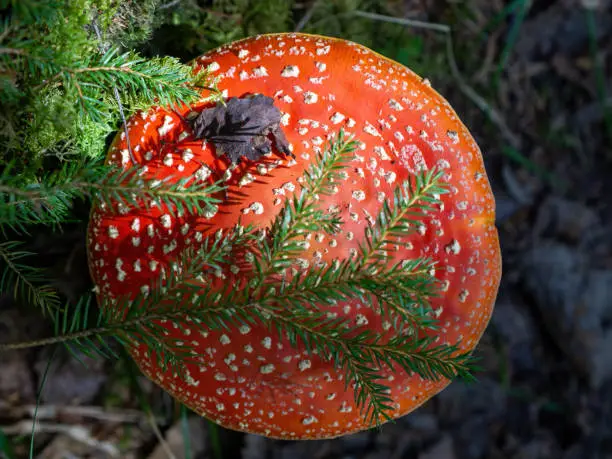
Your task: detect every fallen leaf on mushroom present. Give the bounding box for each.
[87,33,501,440]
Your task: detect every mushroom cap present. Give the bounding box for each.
[87,33,501,439]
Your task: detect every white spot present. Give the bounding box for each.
[374,145,391,161]
[339,402,353,413]
[162,240,178,254]
[364,122,381,137]
[120,149,130,166]
[445,239,461,255]
[437,159,451,169]
[295,258,309,269]
[281,65,300,77]
[239,173,256,187]
[302,415,318,425]
[260,364,275,374]
[330,112,345,124]
[383,171,397,184]
[355,314,368,326]
[388,98,404,111]
[316,45,330,55]
[207,61,220,72]
[457,201,469,211]
[160,214,172,229]
[182,149,194,162]
[157,115,174,137]
[253,66,268,77]
[163,154,173,166]
[298,360,311,372]
[352,190,366,201]
[195,165,212,181]
[220,334,231,345]
[303,91,318,104]
[242,202,264,215]
[108,226,119,239]
[133,259,142,272]
[261,337,272,349]
[447,130,459,144]
[315,61,326,71]
[238,49,249,59]
[309,76,327,84]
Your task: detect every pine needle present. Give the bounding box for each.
[0,241,60,315]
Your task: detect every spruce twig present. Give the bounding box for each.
[251,130,358,293]
[0,131,475,427]
[0,240,60,315]
[0,160,225,228]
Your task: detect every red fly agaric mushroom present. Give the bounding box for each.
[87,33,501,439]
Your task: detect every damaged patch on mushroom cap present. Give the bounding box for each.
[87,33,501,441]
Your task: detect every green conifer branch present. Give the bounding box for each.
[33,47,202,122]
[0,130,474,428]
[0,160,225,230]
[0,240,60,315]
[0,237,472,427]
[358,168,448,268]
[252,130,359,291]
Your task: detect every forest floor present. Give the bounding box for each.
[1,0,611,458]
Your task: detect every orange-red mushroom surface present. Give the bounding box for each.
[87,33,501,439]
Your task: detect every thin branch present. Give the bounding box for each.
[352,11,449,33]
[3,404,152,424]
[147,409,178,459]
[2,421,120,457]
[159,0,182,9]
[0,312,183,351]
[0,47,26,55]
[295,0,320,32]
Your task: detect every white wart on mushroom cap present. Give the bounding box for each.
[87,33,501,440]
